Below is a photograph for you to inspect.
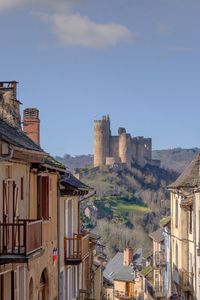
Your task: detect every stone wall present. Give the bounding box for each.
[0,81,21,128]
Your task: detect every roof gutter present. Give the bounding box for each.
[79,190,96,202]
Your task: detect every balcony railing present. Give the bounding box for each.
[155,251,166,267]
[145,279,166,299]
[64,233,89,265]
[154,283,167,298]
[114,290,132,300]
[0,219,42,259]
[179,269,193,292]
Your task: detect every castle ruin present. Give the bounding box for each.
[94,115,160,168]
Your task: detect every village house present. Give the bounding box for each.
[59,175,105,300]
[142,226,169,300]
[168,153,200,300]
[0,80,65,300]
[103,247,143,300]
[0,81,103,300]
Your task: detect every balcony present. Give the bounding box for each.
[114,290,132,300]
[145,279,166,299]
[0,219,42,264]
[64,233,90,265]
[155,251,166,267]
[154,283,167,299]
[179,269,193,293]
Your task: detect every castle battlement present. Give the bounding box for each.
[94,115,158,168]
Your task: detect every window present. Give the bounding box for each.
[175,198,178,228]
[20,177,24,200]
[176,243,178,267]
[189,206,193,234]
[37,176,49,220]
[5,165,12,179]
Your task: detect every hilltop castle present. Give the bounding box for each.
[94,115,160,168]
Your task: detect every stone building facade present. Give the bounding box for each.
[94,115,159,168]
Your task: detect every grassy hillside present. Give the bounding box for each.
[79,163,177,257]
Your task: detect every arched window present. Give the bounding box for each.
[29,278,33,300]
[38,269,49,300]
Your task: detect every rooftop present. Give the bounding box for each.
[0,117,66,171]
[169,152,200,189]
[0,117,43,153]
[149,228,164,243]
[103,248,142,283]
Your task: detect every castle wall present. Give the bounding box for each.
[134,137,152,166]
[131,140,137,162]
[110,136,120,163]
[119,133,132,165]
[94,115,153,168]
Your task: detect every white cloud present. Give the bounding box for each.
[0,0,26,10]
[0,0,72,11]
[40,13,135,48]
[0,0,134,48]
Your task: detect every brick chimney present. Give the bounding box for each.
[123,247,133,266]
[23,108,40,144]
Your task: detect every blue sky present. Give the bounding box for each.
[0,0,199,155]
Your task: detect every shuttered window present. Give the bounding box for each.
[175,199,178,228]
[20,177,24,200]
[189,206,192,234]
[37,176,49,220]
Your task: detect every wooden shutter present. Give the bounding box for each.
[42,177,49,220]
[37,176,49,220]
[37,176,42,219]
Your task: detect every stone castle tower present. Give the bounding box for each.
[94,115,111,166]
[94,115,160,168]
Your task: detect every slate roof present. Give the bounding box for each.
[149,228,164,243]
[44,155,66,171]
[88,232,101,241]
[60,173,91,191]
[0,118,43,152]
[169,153,200,189]
[103,252,134,283]
[0,118,66,171]
[103,248,142,283]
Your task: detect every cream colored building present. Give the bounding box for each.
[0,81,67,300]
[0,80,104,300]
[59,178,105,300]
[103,247,143,300]
[169,153,200,300]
